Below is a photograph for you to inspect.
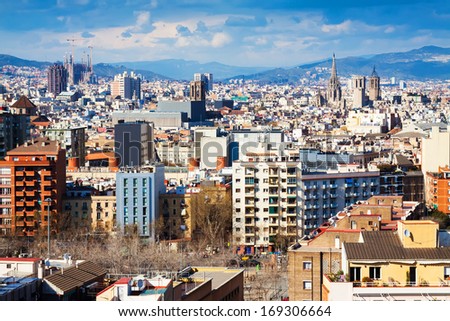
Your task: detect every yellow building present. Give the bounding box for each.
[323,220,450,301]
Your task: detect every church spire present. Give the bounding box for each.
[331,53,337,79]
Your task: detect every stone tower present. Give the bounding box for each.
[368,66,381,103]
[326,54,342,106]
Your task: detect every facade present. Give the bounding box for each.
[0,138,66,237]
[352,76,366,108]
[323,221,450,301]
[157,100,206,122]
[232,158,380,254]
[288,196,424,301]
[422,126,450,201]
[194,73,213,92]
[189,80,206,101]
[0,96,37,158]
[114,122,154,168]
[42,126,86,166]
[47,64,68,96]
[426,166,450,214]
[115,165,165,238]
[111,71,141,100]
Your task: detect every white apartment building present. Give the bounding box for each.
[232,158,380,254]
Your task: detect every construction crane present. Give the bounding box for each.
[66,38,81,63]
[88,45,94,72]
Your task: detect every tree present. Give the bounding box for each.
[190,185,232,253]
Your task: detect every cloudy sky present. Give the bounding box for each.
[1,0,449,67]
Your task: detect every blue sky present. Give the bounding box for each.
[1,0,449,67]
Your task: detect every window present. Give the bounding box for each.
[6,264,11,269]
[143,178,147,186]
[445,267,450,279]
[124,178,128,187]
[369,267,381,280]
[303,261,312,270]
[236,218,241,222]
[303,281,312,290]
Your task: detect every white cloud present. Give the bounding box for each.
[321,20,352,33]
[211,32,231,47]
[384,26,395,33]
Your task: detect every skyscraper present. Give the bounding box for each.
[47,64,68,97]
[326,54,342,106]
[368,66,381,103]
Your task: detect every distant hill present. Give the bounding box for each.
[113,59,270,81]
[2,46,450,83]
[0,54,51,69]
[236,46,450,83]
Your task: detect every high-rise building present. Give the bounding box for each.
[368,66,381,103]
[47,64,68,96]
[352,76,366,108]
[194,73,213,91]
[0,137,66,237]
[114,121,154,167]
[111,71,141,100]
[232,157,380,254]
[115,164,165,238]
[326,54,342,106]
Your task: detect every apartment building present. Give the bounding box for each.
[323,221,450,301]
[426,166,450,214]
[0,138,66,237]
[232,157,380,254]
[288,195,423,301]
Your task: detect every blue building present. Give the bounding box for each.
[116,164,165,239]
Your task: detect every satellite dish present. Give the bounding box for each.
[404,229,411,238]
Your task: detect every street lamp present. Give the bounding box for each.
[44,198,52,259]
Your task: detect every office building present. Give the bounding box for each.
[42,126,86,167]
[114,121,154,168]
[194,73,213,92]
[115,164,165,238]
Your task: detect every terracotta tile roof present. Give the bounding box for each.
[344,231,450,261]
[11,95,36,109]
[7,137,60,155]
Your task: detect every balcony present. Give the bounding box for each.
[25,181,35,187]
[25,171,35,177]
[16,181,24,187]
[16,191,25,197]
[25,191,36,197]
[324,274,450,301]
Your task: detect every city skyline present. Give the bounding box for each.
[1,0,450,67]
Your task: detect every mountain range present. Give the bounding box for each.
[1,46,450,82]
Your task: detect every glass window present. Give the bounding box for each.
[303,261,312,270]
[444,267,450,279]
[303,281,312,290]
[124,178,128,187]
[369,267,381,280]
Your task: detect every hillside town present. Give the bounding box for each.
[1,50,450,302]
